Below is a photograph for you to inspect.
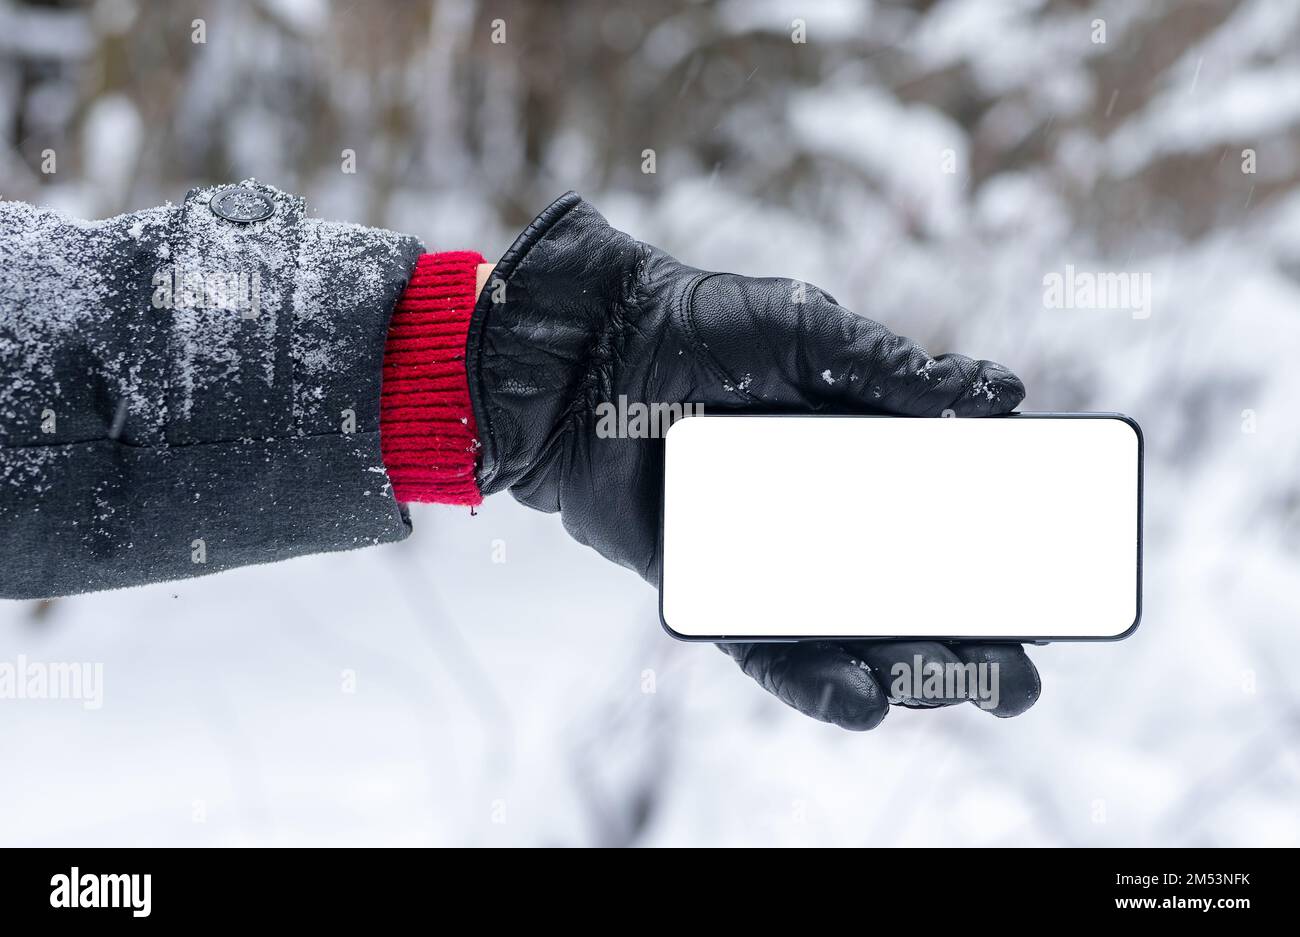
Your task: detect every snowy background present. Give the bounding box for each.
[2,0,1298,846]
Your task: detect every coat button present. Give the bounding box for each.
[210,186,275,223]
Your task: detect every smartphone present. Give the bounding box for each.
[659,413,1142,642]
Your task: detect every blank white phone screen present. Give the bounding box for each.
[661,415,1141,640]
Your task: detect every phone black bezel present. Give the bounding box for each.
[657,411,1144,645]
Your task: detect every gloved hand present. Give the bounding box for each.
[466,192,1040,729]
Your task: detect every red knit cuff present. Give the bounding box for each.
[380,251,485,505]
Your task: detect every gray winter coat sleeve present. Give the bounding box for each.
[0,181,425,599]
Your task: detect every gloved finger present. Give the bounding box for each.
[717,642,889,730]
[691,274,1024,416]
[842,640,971,709]
[948,643,1042,718]
[803,302,1025,417]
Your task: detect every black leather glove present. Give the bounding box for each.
[466,192,1041,729]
